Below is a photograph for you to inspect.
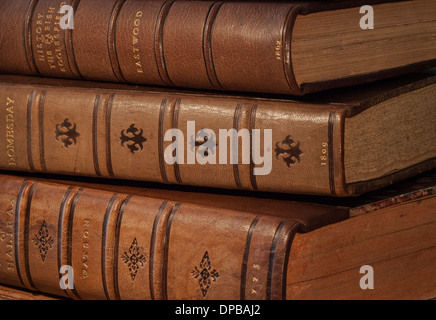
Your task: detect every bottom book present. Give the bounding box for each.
[0,283,59,300]
[0,170,434,300]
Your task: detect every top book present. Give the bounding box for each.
[0,0,435,95]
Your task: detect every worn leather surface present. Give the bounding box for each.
[0,0,433,95]
[0,173,348,299]
[0,73,435,196]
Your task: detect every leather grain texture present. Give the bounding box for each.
[0,73,435,196]
[0,75,342,195]
[0,173,339,300]
[0,0,434,95]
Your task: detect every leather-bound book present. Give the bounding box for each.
[1,70,436,196]
[287,170,436,300]
[0,173,348,300]
[0,169,434,300]
[0,0,435,95]
[0,71,435,196]
[0,284,60,300]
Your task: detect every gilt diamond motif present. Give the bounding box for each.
[191,251,220,297]
[121,238,147,281]
[32,221,54,262]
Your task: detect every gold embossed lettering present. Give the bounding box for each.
[82,219,90,279]
[5,97,16,166]
[7,200,14,216]
[34,3,67,72]
[132,11,144,74]
[1,199,15,271]
[321,141,328,166]
[275,40,282,60]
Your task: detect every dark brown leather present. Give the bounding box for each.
[0,0,434,95]
[0,73,435,196]
[0,173,348,299]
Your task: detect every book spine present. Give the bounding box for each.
[0,0,301,95]
[0,174,301,300]
[0,81,346,195]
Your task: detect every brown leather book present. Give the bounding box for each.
[0,169,434,300]
[0,173,348,300]
[288,171,436,300]
[0,71,435,196]
[0,283,61,300]
[0,0,435,95]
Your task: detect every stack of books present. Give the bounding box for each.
[0,0,434,301]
